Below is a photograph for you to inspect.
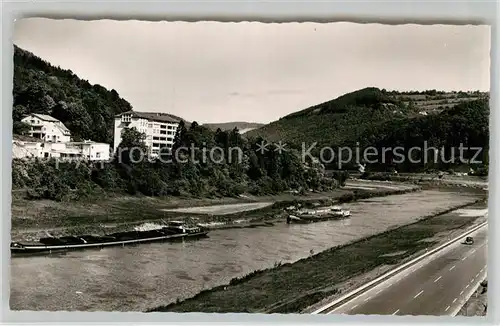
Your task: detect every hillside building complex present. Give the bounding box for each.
[14,114,110,161]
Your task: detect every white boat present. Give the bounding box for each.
[329,206,351,217]
[286,205,350,224]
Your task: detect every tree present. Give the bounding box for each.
[13,121,30,135]
[116,127,147,165]
[172,120,188,151]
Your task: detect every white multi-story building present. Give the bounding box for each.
[114,111,183,157]
[21,113,71,143]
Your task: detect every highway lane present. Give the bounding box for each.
[329,225,487,316]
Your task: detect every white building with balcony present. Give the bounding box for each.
[114,111,183,157]
[12,140,110,161]
[21,113,71,143]
[43,141,110,161]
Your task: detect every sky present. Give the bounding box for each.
[13,19,490,124]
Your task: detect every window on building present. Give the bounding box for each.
[167,137,173,141]
[96,153,101,158]
[160,137,166,141]
[160,130,167,135]
[160,125,166,129]
[153,137,159,141]
[153,143,160,147]
[167,131,173,135]
[148,123,153,128]
[167,125,173,130]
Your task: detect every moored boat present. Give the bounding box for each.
[11,221,209,255]
[286,205,350,224]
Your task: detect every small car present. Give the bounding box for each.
[463,236,474,245]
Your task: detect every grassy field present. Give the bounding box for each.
[148,199,485,313]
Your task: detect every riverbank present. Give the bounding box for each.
[148,199,486,313]
[10,181,420,242]
[355,173,488,190]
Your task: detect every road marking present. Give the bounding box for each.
[414,290,424,299]
[462,256,467,261]
[392,309,400,315]
[480,267,484,272]
[434,276,442,283]
[476,272,480,277]
[471,249,476,254]
[450,265,456,271]
[460,290,464,295]
[363,296,372,302]
[453,298,457,303]
[465,284,470,289]
[351,304,358,310]
[445,306,450,312]
[376,289,383,295]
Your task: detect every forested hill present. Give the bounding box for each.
[12,45,133,143]
[246,87,489,172]
[246,87,488,148]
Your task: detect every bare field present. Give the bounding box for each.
[161,202,275,215]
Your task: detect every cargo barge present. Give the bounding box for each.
[11,221,208,255]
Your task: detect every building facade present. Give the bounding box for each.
[21,113,71,143]
[12,140,110,161]
[114,111,183,157]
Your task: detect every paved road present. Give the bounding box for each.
[329,225,487,316]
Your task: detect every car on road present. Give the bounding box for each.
[463,236,474,245]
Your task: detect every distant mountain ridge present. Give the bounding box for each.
[203,121,264,134]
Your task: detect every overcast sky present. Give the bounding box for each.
[13,18,490,124]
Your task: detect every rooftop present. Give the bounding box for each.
[116,110,185,124]
[29,113,61,123]
[23,114,71,132]
[66,141,109,145]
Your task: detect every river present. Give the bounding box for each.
[10,189,483,311]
